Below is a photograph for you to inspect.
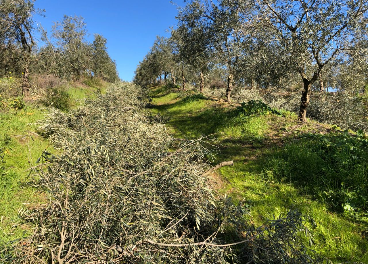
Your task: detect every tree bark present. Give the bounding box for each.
[171,69,176,86]
[318,72,324,92]
[22,58,31,97]
[19,27,33,96]
[226,74,233,102]
[251,79,257,90]
[200,72,204,93]
[298,78,312,122]
[182,69,186,91]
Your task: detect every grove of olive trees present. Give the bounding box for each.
[135,0,368,124]
[0,2,119,89]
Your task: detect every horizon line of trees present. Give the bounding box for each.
[134,0,368,122]
[0,0,119,95]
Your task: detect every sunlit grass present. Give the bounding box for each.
[0,83,104,247]
[149,85,368,263]
[220,162,368,262]
[68,86,103,108]
[0,105,53,246]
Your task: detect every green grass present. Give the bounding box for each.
[0,83,105,248]
[68,86,102,108]
[0,105,53,246]
[149,85,368,263]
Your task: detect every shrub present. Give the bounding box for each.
[180,93,207,103]
[43,86,71,111]
[8,97,25,110]
[237,100,281,116]
[0,78,22,99]
[30,74,63,91]
[233,88,263,103]
[0,97,25,110]
[232,87,368,132]
[210,79,227,90]
[308,92,368,131]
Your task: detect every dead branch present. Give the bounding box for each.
[144,238,249,248]
[203,161,234,176]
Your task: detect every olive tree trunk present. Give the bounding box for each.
[200,72,204,93]
[226,74,233,102]
[298,78,312,122]
[21,56,31,97]
[318,72,324,92]
[182,69,186,91]
[171,69,176,86]
[251,79,257,90]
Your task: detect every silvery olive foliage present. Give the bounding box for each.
[36,16,119,82]
[0,0,37,94]
[308,92,368,131]
[1,83,317,263]
[31,84,221,262]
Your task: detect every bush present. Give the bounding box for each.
[210,79,227,90]
[232,87,368,132]
[9,97,25,110]
[43,86,71,111]
[0,97,25,110]
[237,100,281,116]
[180,93,207,103]
[30,74,63,91]
[0,76,22,99]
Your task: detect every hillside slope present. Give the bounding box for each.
[149,85,368,263]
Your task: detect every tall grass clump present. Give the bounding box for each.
[3,84,318,263]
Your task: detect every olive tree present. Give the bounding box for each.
[0,0,37,95]
[52,15,92,79]
[92,34,119,82]
[175,1,213,93]
[151,36,177,84]
[242,0,368,121]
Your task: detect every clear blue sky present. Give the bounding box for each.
[33,0,186,81]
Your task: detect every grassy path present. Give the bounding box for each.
[149,86,368,263]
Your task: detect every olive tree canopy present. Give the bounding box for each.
[0,0,37,94]
[235,0,368,121]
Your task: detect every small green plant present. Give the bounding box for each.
[8,97,25,110]
[0,97,26,110]
[179,93,207,104]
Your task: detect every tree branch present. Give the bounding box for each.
[144,238,250,248]
[203,161,234,176]
[263,1,295,32]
